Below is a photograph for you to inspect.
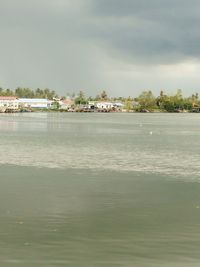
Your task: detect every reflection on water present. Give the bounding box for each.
[0,119,18,132]
[0,113,48,132]
[0,113,200,266]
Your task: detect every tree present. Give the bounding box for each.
[124,99,133,111]
[156,90,168,110]
[5,88,13,96]
[52,100,60,110]
[100,90,108,100]
[137,90,156,110]
[173,89,184,110]
[160,90,184,112]
[75,91,87,105]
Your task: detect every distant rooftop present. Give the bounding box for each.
[0,96,17,100]
[18,98,48,103]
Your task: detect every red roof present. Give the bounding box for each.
[0,96,17,100]
[62,99,74,104]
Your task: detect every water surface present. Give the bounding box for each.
[0,113,200,266]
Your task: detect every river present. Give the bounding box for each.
[0,113,200,266]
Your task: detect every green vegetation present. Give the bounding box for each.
[0,87,200,112]
[0,87,58,99]
[74,91,87,105]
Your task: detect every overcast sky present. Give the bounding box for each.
[1,0,200,97]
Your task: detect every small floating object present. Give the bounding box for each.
[149,131,153,135]
[16,221,24,225]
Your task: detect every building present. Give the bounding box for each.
[18,98,49,109]
[47,98,74,110]
[113,102,124,109]
[59,98,74,110]
[96,102,114,110]
[0,96,19,111]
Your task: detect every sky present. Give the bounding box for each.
[1,0,200,97]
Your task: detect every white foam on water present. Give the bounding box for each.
[0,142,200,179]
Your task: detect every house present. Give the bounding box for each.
[48,98,74,110]
[113,102,124,109]
[18,98,49,109]
[59,98,74,110]
[87,101,95,110]
[0,96,19,111]
[96,102,114,110]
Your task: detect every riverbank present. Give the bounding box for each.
[1,108,198,113]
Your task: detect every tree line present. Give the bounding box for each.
[0,87,58,100]
[74,89,200,112]
[134,89,199,112]
[0,87,200,111]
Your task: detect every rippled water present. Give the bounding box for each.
[0,113,200,266]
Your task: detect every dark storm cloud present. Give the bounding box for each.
[89,0,200,64]
[0,0,105,94]
[0,0,200,96]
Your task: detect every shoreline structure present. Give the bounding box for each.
[0,89,200,113]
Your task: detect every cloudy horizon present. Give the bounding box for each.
[1,0,200,97]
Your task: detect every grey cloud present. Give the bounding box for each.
[88,0,200,64]
[0,0,104,94]
[91,0,200,20]
[0,0,200,96]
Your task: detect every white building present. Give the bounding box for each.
[0,96,19,110]
[96,102,114,110]
[18,98,49,109]
[113,102,124,108]
[48,98,74,110]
